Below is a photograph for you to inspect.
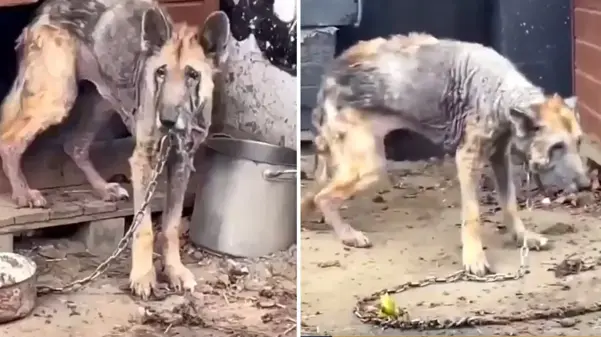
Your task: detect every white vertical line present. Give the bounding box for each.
[295,0,302,335]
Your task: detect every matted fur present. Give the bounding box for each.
[0,0,230,299]
[302,33,588,276]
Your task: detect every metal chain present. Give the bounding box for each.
[525,168,534,210]
[353,232,532,330]
[36,134,172,295]
[353,172,601,331]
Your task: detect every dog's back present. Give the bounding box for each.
[29,0,164,92]
[317,33,543,152]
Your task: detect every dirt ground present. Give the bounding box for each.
[1,217,297,337]
[300,149,601,336]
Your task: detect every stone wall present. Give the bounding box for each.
[217,0,297,150]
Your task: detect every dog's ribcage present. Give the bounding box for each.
[322,39,545,153]
[30,0,170,124]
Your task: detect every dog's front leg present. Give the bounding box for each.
[128,141,157,299]
[490,146,549,250]
[161,149,196,292]
[456,135,490,276]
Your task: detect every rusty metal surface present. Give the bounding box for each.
[162,0,218,26]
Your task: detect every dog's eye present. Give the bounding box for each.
[548,142,567,158]
[155,66,167,79]
[185,66,200,81]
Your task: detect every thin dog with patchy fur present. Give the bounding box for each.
[0,0,230,299]
[301,32,589,276]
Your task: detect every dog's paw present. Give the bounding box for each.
[462,242,491,276]
[340,227,372,248]
[98,182,129,201]
[164,262,197,292]
[513,230,550,250]
[12,189,47,208]
[129,265,157,300]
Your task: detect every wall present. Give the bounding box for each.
[573,0,601,142]
[218,0,297,150]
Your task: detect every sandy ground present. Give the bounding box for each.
[1,217,297,337]
[300,149,601,336]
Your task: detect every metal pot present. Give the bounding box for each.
[190,135,297,257]
[0,252,37,323]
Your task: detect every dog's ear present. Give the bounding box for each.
[564,96,578,109]
[200,11,230,66]
[564,96,580,123]
[141,8,171,53]
[509,106,540,137]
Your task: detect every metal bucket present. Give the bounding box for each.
[0,252,37,323]
[190,135,297,257]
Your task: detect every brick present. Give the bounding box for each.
[575,41,601,81]
[575,70,601,117]
[575,9,601,48]
[75,218,125,257]
[578,102,601,142]
[0,234,13,253]
[574,0,601,12]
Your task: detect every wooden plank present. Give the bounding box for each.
[0,0,37,7]
[0,180,196,235]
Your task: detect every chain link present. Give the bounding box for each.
[353,173,601,331]
[525,168,534,211]
[36,134,172,295]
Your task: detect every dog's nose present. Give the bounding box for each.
[159,109,179,128]
[575,175,591,190]
[160,118,176,128]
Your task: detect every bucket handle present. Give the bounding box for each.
[263,169,297,182]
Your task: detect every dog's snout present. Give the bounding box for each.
[530,160,550,173]
[159,109,180,128]
[575,174,591,190]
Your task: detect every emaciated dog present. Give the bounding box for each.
[0,0,230,298]
[301,33,589,276]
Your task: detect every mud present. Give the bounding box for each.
[300,150,601,336]
[1,217,296,337]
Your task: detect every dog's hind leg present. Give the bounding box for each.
[490,142,549,250]
[63,89,129,202]
[312,109,385,248]
[0,25,77,208]
[456,133,491,276]
[160,149,196,292]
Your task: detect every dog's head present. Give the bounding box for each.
[509,94,590,190]
[139,9,230,143]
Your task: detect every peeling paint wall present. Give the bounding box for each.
[217,0,297,150]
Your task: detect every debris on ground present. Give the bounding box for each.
[2,219,296,337]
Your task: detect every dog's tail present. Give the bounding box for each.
[301,93,337,216]
[301,134,331,215]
